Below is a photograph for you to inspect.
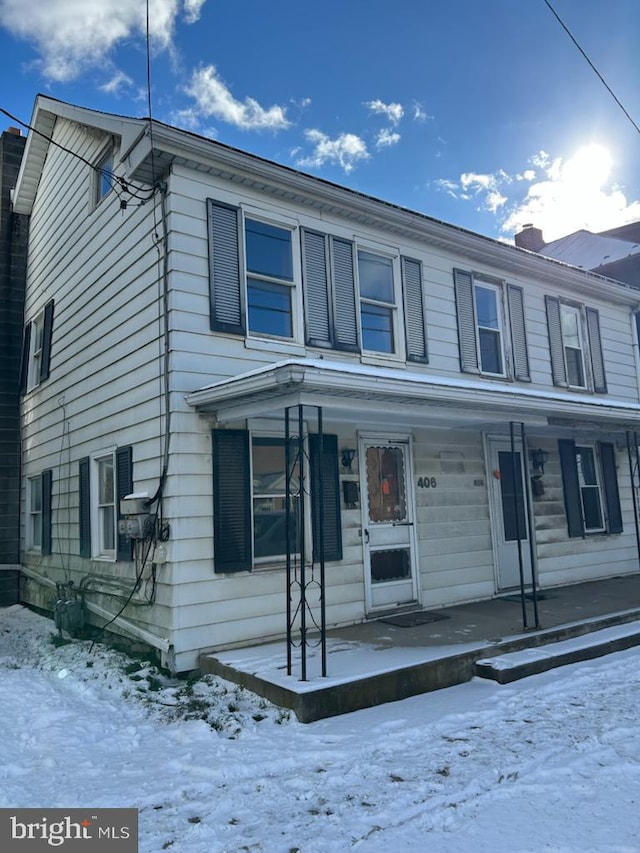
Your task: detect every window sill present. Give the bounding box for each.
[361,353,405,369]
[245,337,306,357]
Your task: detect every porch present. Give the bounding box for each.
[200,574,640,722]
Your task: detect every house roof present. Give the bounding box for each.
[540,230,640,270]
[12,96,640,307]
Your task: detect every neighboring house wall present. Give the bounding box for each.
[0,128,27,605]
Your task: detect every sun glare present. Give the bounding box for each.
[563,144,612,189]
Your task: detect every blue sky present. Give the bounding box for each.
[1,0,640,243]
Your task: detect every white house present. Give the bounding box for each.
[14,96,640,673]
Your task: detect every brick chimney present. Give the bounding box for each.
[515,224,545,252]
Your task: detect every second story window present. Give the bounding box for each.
[560,304,586,388]
[454,269,529,381]
[19,299,55,395]
[545,296,607,393]
[357,251,396,354]
[474,282,505,376]
[95,147,113,205]
[245,218,294,339]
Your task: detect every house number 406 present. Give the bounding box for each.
[417,476,437,488]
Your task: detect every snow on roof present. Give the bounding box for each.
[541,230,640,269]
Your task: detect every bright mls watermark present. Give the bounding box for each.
[0,809,138,851]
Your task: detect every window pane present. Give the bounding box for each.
[478,328,503,374]
[561,306,580,348]
[498,451,527,541]
[247,279,292,338]
[581,487,603,530]
[31,515,42,548]
[30,478,42,512]
[98,458,114,504]
[576,447,597,486]
[245,219,293,280]
[566,347,585,387]
[358,251,394,302]
[366,446,406,523]
[475,285,499,330]
[101,507,115,550]
[361,304,394,353]
[252,437,300,559]
[371,549,411,583]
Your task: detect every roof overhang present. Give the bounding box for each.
[185,359,640,434]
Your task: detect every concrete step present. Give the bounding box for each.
[474,622,640,684]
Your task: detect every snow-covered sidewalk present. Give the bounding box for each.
[1,604,640,852]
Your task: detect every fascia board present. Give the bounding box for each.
[145,125,639,307]
[185,362,640,426]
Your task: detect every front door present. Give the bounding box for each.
[361,438,418,611]
[487,437,532,590]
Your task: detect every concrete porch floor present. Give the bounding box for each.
[200,574,640,722]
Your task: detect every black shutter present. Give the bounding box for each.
[40,299,55,382]
[79,457,91,558]
[586,307,607,393]
[402,256,428,363]
[19,322,31,395]
[213,430,251,573]
[309,433,342,563]
[453,269,479,373]
[116,446,134,561]
[207,199,244,335]
[507,284,530,381]
[558,439,584,538]
[42,469,53,557]
[331,237,360,352]
[599,442,622,534]
[545,296,568,387]
[302,229,332,348]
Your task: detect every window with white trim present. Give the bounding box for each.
[453,269,529,381]
[545,296,607,393]
[93,452,116,559]
[20,299,55,395]
[357,250,398,354]
[474,281,505,376]
[95,147,113,205]
[251,436,300,561]
[575,445,605,532]
[245,217,296,340]
[27,476,43,549]
[560,304,586,388]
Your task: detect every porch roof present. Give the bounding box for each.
[185,358,640,433]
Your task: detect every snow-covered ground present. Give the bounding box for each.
[1,604,640,852]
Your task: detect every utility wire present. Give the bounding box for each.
[0,106,157,201]
[543,0,640,137]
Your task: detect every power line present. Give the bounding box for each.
[543,0,640,137]
[0,105,157,203]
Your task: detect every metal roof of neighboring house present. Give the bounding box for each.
[540,230,640,270]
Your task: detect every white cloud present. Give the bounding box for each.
[501,144,640,241]
[185,65,290,131]
[99,70,133,95]
[365,99,404,125]
[297,129,369,173]
[412,102,431,122]
[375,128,401,149]
[0,0,203,81]
[435,144,640,241]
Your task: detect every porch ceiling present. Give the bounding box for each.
[185,359,640,433]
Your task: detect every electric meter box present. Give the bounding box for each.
[120,492,150,516]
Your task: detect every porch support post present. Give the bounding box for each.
[510,421,528,629]
[626,431,640,572]
[298,404,307,681]
[285,406,292,676]
[521,423,540,629]
[318,407,327,678]
[284,405,328,681]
